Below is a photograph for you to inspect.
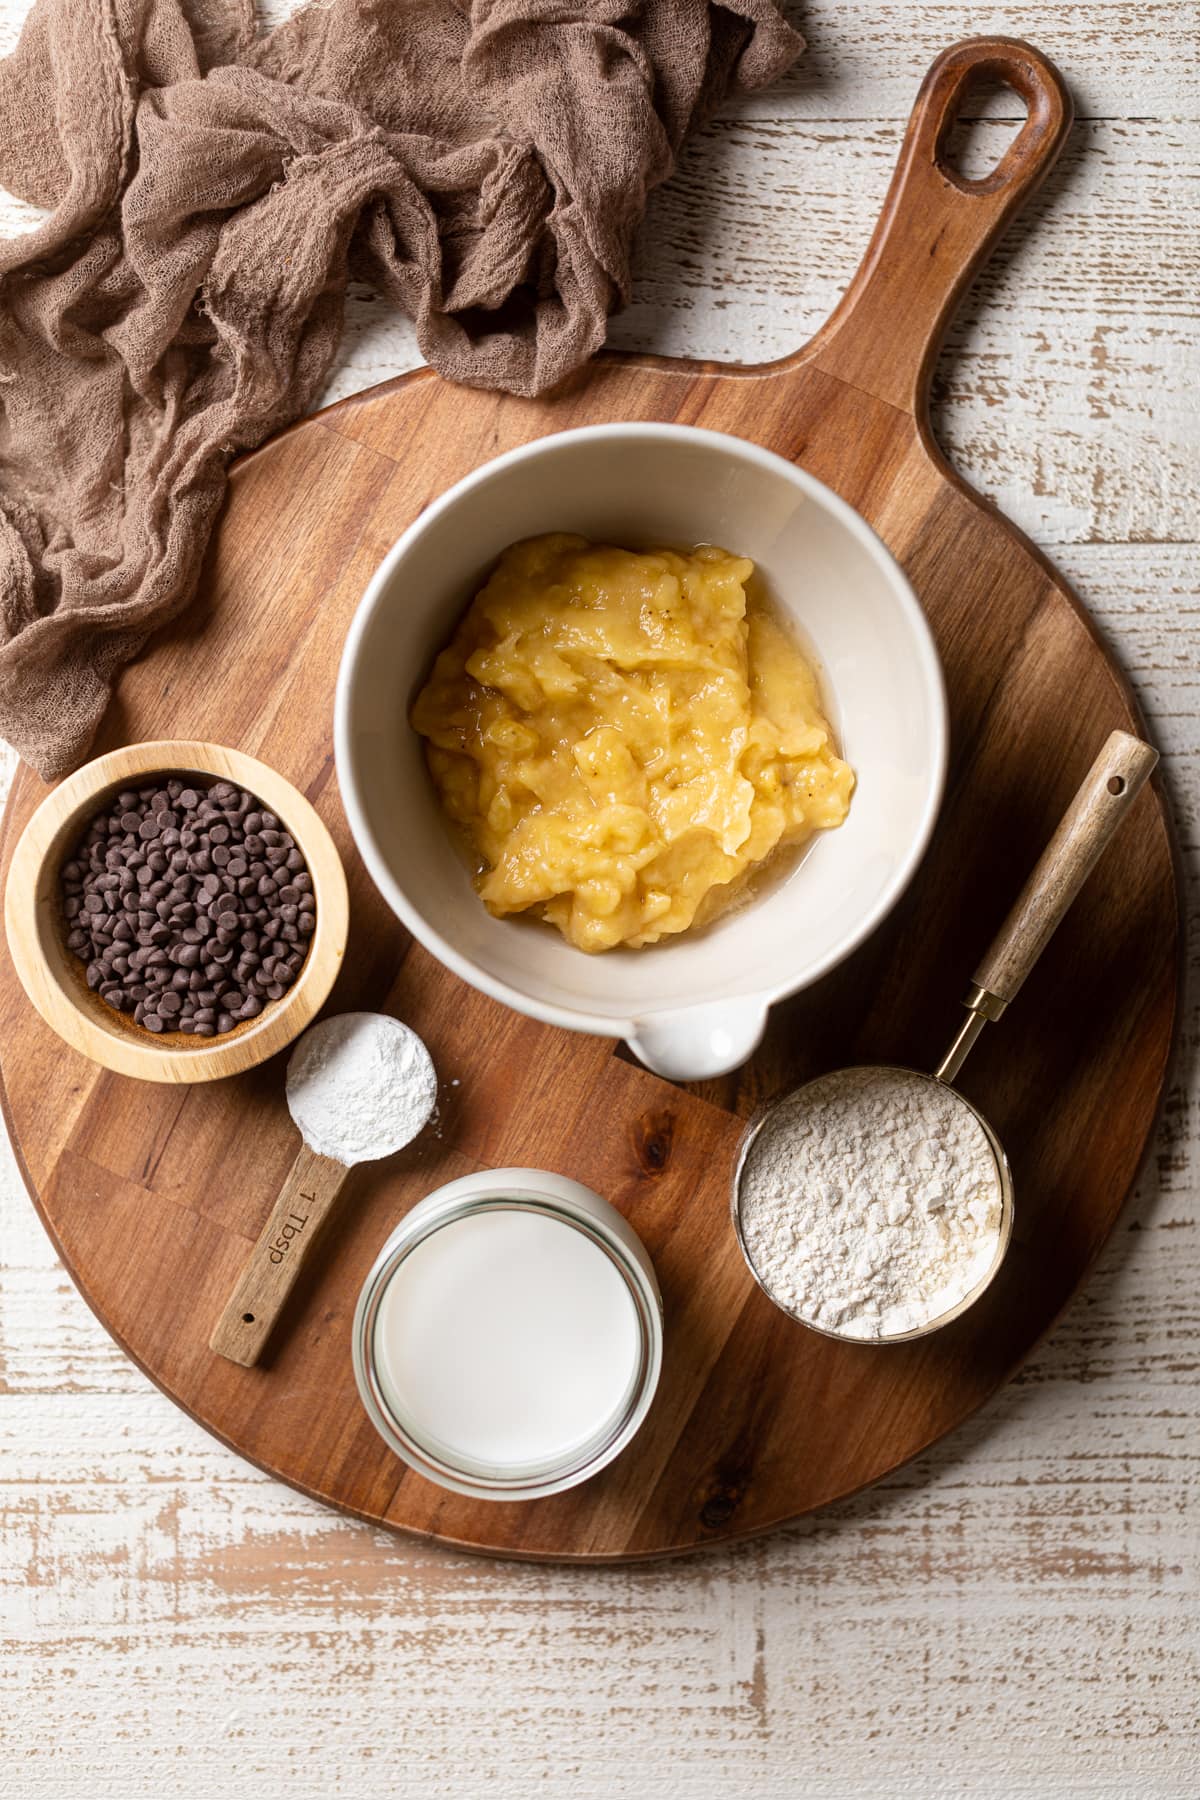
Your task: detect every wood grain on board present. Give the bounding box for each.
[0,39,1181,1562]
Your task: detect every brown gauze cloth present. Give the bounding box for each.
[0,0,801,779]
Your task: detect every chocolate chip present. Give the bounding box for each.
[62,773,314,1040]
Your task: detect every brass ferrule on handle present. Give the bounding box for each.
[936,729,1159,1085]
[963,982,1009,1022]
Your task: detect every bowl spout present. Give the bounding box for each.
[626,1000,768,1082]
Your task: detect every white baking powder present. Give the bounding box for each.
[285,1012,437,1165]
[738,1066,1003,1340]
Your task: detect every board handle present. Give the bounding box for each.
[209,1144,349,1367]
[807,37,1073,416]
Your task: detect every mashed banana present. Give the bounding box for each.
[411,534,854,952]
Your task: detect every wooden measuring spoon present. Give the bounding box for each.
[209,1012,437,1366]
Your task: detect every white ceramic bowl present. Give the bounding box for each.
[335,424,946,1081]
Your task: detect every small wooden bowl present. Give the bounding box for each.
[4,741,349,1083]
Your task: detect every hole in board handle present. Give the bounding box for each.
[242,1312,255,1323]
[1108,776,1126,796]
[943,80,1029,182]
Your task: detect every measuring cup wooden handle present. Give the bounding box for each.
[972,730,1159,1011]
[210,1145,348,1366]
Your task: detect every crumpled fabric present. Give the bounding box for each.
[0,0,802,779]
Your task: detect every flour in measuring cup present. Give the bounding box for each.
[737,1067,1004,1339]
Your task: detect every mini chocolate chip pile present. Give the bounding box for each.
[60,778,315,1037]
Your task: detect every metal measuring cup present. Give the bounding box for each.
[732,730,1159,1343]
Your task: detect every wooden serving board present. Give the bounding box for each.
[0,40,1182,1561]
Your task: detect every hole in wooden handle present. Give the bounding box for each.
[927,42,1072,201]
[942,78,1029,184]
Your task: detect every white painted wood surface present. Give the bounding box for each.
[1,3,1196,1794]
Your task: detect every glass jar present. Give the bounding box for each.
[352,1167,664,1501]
